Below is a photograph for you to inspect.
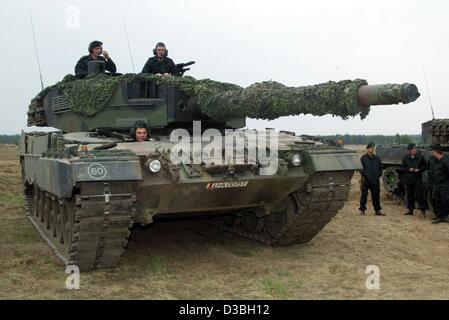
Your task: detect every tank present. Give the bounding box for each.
[376,119,449,210]
[20,64,420,270]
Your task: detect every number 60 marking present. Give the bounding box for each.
[88,164,107,179]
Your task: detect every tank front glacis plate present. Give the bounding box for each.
[73,159,142,182]
[109,133,361,220]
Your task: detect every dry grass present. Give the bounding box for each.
[1,145,449,300]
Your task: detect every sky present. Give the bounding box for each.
[0,0,447,135]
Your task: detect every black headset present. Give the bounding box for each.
[88,41,103,53]
[153,42,168,57]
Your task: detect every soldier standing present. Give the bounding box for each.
[430,144,449,224]
[400,143,427,216]
[427,151,439,217]
[359,143,384,216]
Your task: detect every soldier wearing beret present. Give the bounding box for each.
[430,144,449,224]
[359,143,384,216]
[400,143,427,216]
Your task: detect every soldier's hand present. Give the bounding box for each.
[103,50,110,60]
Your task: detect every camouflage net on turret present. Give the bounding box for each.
[37,74,370,120]
[431,119,449,144]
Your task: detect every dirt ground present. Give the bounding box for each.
[1,145,448,300]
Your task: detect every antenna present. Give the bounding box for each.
[121,15,136,73]
[29,9,44,91]
[420,55,435,119]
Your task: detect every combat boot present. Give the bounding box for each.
[375,211,385,216]
[359,210,366,216]
[420,209,426,217]
[432,217,445,224]
[404,209,414,216]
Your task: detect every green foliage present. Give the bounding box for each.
[36,74,370,120]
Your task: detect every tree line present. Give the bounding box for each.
[0,135,21,145]
[320,134,422,145]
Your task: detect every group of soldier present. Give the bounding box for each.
[73,40,178,141]
[74,40,177,79]
[359,142,449,224]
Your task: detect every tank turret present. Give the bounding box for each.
[27,73,420,135]
[422,119,449,145]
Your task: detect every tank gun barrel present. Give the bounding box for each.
[186,79,421,121]
[357,83,420,107]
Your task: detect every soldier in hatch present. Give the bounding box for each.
[133,121,149,142]
[75,40,117,79]
[141,42,177,76]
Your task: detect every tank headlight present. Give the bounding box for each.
[148,159,162,173]
[291,154,302,167]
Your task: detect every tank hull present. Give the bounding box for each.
[376,144,448,211]
[19,130,361,270]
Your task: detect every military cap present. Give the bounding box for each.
[366,142,375,149]
[432,144,443,152]
[407,143,416,150]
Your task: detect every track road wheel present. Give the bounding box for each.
[264,195,298,239]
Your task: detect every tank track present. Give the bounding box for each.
[23,181,136,271]
[382,166,407,205]
[204,171,354,246]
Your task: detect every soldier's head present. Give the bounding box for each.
[88,41,103,58]
[407,143,417,156]
[432,144,444,159]
[153,42,168,59]
[366,142,375,155]
[133,121,149,142]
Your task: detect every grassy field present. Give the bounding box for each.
[1,145,449,299]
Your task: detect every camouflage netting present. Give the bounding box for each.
[37,74,370,120]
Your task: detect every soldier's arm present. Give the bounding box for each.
[168,59,177,75]
[378,157,383,177]
[74,58,88,78]
[141,59,151,73]
[359,156,367,178]
[400,157,408,172]
[105,58,117,73]
[443,159,449,177]
[419,156,427,172]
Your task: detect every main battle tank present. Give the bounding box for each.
[20,61,420,270]
[376,119,449,210]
